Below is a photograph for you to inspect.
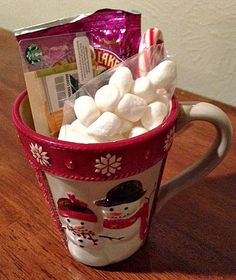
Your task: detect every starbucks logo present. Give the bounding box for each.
[25,44,42,65]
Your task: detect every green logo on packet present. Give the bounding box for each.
[25,44,42,65]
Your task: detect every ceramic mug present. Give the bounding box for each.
[12,91,232,267]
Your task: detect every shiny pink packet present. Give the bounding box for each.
[16,9,141,70]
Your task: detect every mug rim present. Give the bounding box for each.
[12,90,179,151]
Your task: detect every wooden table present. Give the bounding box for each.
[0,28,235,280]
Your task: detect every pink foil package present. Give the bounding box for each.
[15,9,141,137]
[16,9,141,72]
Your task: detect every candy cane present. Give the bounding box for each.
[138,27,164,77]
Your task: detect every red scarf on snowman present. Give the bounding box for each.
[103,202,149,240]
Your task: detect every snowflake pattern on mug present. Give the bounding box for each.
[29,143,51,167]
[164,127,175,152]
[95,153,122,176]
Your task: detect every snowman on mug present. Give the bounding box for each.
[95,180,149,242]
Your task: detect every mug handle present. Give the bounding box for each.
[157,101,233,211]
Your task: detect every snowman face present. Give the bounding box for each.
[101,199,141,219]
[62,217,95,232]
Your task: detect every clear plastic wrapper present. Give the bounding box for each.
[60,44,177,143]
[75,44,168,99]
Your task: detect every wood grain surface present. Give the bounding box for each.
[0,29,235,280]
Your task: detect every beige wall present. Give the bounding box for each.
[1,0,235,105]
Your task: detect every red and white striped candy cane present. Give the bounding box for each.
[138,27,164,77]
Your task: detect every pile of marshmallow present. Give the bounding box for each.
[58,59,177,143]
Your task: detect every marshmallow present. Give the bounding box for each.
[105,134,126,142]
[74,96,101,127]
[120,119,133,133]
[128,126,148,138]
[141,101,168,130]
[132,76,157,104]
[74,135,101,144]
[95,84,120,112]
[109,66,133,98]
[58,124,70,141]
[87,112,122,138]
[116,93,147,122]
[60,122,101,143]
[58,124,81,143]
[147,60,177,89]
[71,119,88,134]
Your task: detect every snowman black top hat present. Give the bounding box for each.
[95,180,146,207]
